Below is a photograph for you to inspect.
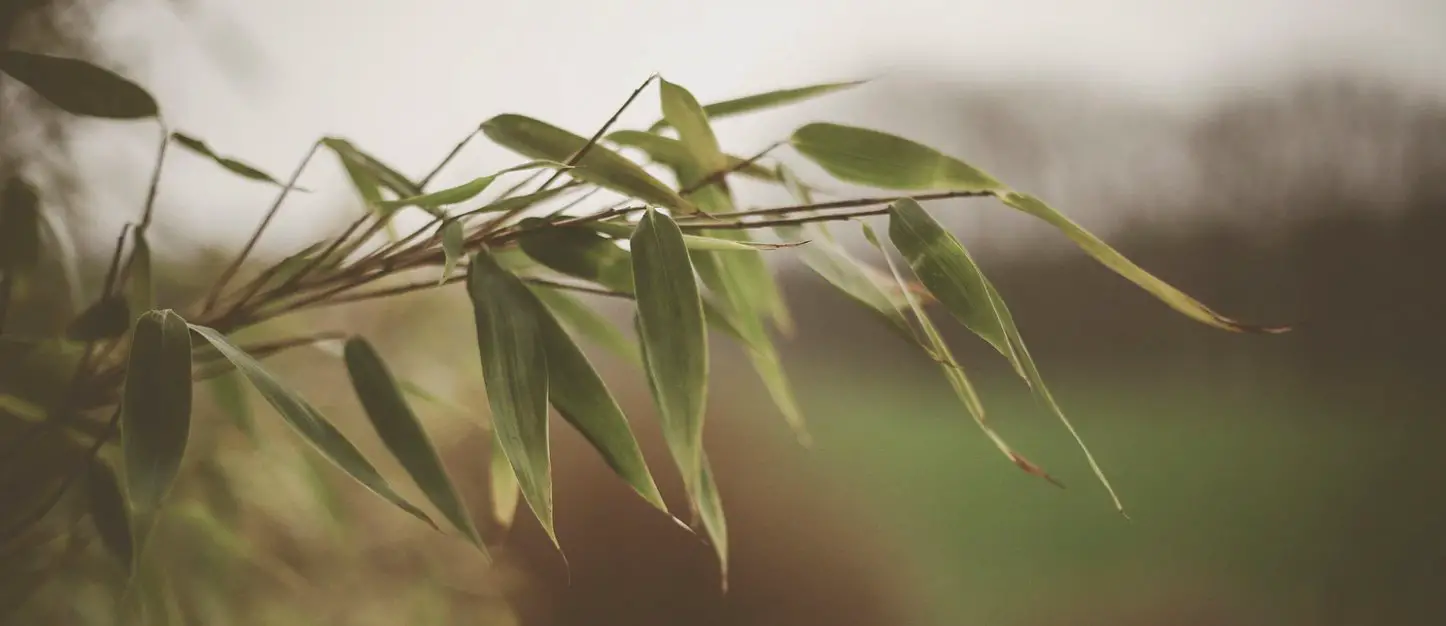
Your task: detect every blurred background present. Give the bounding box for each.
[3,0,1444,624]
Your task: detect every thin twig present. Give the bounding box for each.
[139,124,171,230]
[203,141,321,313]
[100,224,134,298]
[689,189,995,221]
[419,129,478,189]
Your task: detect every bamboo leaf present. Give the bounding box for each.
[125,228,154,325]
[0,179,41,273]
[660,78,729,181]
[343,337,487,552]
[440,221,465,285]
[777,223,915,336]
[465,251,557,548]
[85,457,133,569]
[631,208,708,491]
[528,284,640,365]
[606,131,780,182]
[888,199,1117,510]
[488,430,519,532]
[187,324,439,530]
[377,161,568,211]
[480,113,696,214]
[460,185,577,219]
[121,309,193,572]
[0,51,158,119]
[861,222,1062,488]
[647,79,866,132]
[517,225,636,293]
[997,191,1290,334]
[66,295,130,341]
[586,220,806,252]
[209,370,254,442]
[791,123,1006,191]
[171,132,297,189]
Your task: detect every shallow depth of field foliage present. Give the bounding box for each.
[0,49,1286,623]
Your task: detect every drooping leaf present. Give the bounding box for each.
[170,132,296,189]
[348,147,423,198]
[647,79,866,132]
[888,199,1120,511]
[343,337,487,552]
[660,78,729,183]
[84,457,133,569]
[378,161,568,211]
[996,191,1290,334]
[488,430,520,532]
[209,369,254,442]
[480,114,696,214]
[631,208,708,490]
[125,228,153,325]
[528,284,640,365]
[606,131,781,182]
[0,51,158,119]
[777,223,916,337]
[187,324,438,530]
[861,222,1062,488]
[0,179,41,273]
[66,295,130,341]
[322,138,389,214]
[465,251,557,548]
[791,123,1006,192]
[121,309,193,571]
[440,221,465,285]
[585,220,805,252]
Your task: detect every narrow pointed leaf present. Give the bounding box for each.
[66,295,130,341]
[777,223,914,335]
[480,113,696,214]
[343,337,487,552]
[488,430,520,532]
[121,309,193,571]
[587,220,805,252]
[528,284,640,365]
[889,199,1120,511]
[439,221,465,284]
[209,370,254,441]
[460,185,578,219]
[997,191,1289,334]
[465,251,557,548]
[606,131,780,182]
[660,78,728,181]
[517,225,636,293]
[85,457,133,569]
[322,138,403,216]
[125,228,153,325]
[791,123,1006,191]
[862,223,1062,487]
[0,179,41,273]
[347,147,423,197]
[187,324,439,529]
[377,161,568,211]
[0,51,158,119]
[647,79,866,132]
[171,132,297,189]
[631,208,708,490]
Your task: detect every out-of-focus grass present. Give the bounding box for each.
[786,363,1446,626]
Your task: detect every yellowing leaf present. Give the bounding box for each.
[480,114,696,214]
[465,250,557,549]
[0,51,158,119]
[997,191,1290,334]
[791,123,1005,191]
[187,324,438,530]
[631,209,709,490]
[647,79,866,132]
[121,309,193,572]
[377,161,568,212]
[343,337,488,554]
[606,131,780,182]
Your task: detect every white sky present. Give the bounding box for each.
[69,0,1446,259]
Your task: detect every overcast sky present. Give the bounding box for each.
[70,0,1446,257]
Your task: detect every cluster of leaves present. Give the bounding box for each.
[0,48,1287,616]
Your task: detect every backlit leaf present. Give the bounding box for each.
[440,221,465,285]
[647,79,866,132]
[488,430,519,532]
[465,251,557,548]
[631,208,708,490]
[343,337,487,552]
[0,51,158,119]
[187,324,438,530]
[378,161,568,211]
[606,131,780,182]
[121,309,193,571]
[85,457,133,569]
[66,295,130,341]
[480,113,696,214]
[997,191,1290,334]
[171,132,295,189]
[791,123,1005,191]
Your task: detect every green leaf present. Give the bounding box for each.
[888,199,1119,511]
[66,295,131,341]
[517,225,636,293]
[209,370,254,442]
[606,131,780,182]
[480,113,696,214]
[322,138,391,214]
[458,185,578,219]
[631,208,708,491]
[0,179,41,273]
[528,284,640,365]
[585,220,805,252]
[488,429,520,532]
[790,123,1006,191]
[777,222,915,337]
[0,51,158,119]
[996,191,1290,334]
[171,132,296,189]
[125,228,153,325]
[465,251,557,548]
[187,324,439,530]
[647,79,866,132]
[861,222,1062,488]
[121,309,193,571]
[343,337,487,552]
[84,457,133,569]
[440,221,465,285]
[378,161,568,211]
[660,78,729,182]
[530,288,667,512]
